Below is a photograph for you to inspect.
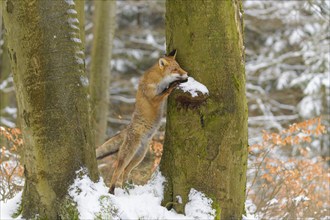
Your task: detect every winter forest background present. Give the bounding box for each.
[0,0,329,219]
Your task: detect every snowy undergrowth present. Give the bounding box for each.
[1,169,216,220]
[0,191,22,219]
[72,168,215,220]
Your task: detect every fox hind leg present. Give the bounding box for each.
[109,156,130,194]
[122,144,150,184]
[109,133,141,194]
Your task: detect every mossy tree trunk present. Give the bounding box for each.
[90,0,116,146]
[2,0,99,218]
[160,0,247,219]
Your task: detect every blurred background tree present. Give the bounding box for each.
[89,0,116,146]
[0,1,16,128]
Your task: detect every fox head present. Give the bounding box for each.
[157,49,188,93]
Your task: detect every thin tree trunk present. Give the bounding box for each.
[0,1,10,125]
[160,0,248,219]
[2,0,98,218]
[90,0,116,146]
[0,38,11,121]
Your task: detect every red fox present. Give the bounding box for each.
[96,50,188,193]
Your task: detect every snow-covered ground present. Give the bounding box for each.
[0,191,22,219]
[1,169,218,220]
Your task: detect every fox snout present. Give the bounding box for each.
[178,73,188,82]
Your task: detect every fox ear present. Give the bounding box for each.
[159,58,168,69]
[167,49,177,59]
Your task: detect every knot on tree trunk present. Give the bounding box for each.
[174,89,209,110]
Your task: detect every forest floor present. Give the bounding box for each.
[1,168,220,219]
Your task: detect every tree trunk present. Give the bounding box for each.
[90,0,116,146]
[0,0,12,126]
[2,0,99,218]
[0,37,11,123]
[160,0,248,219]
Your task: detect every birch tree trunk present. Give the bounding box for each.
[2,0,98,218]
[90,0,116,146]
[160,0,248,219]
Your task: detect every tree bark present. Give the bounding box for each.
[160,0,248,219]
[90,0,116,146]
[2,0,98,218]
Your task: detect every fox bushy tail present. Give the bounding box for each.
[96,129,126,160]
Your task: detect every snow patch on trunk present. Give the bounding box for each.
[177,76,209,97]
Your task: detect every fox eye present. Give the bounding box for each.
[173,68,178,72]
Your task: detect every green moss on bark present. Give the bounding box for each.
[160,0,248,219]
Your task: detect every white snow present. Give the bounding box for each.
[176,195,183,204]
[75,50,85,56]
[67,168,215,219]
[243,199,259,220]
[69,24,80,30]
[0,118,16,128]
[292,195,310,206]
[75,56,84,65]
[114,59,127,72]
[68,17,80,30]
[185,188,216,219]
[1,170,215,219]
[243,213,259,220]
[68,18,79,25]
[2,106,17,115]
[0,76,13,91]
[67,9,78,15]
[71,38,82,44]
[146,33,157,45]
[177,76,209,97]
[266,198,278,206]
[79,76,89,87]
[69,168,109,219]
[64,0,75,6]
[0,191,22,219]
[298,96,322,118]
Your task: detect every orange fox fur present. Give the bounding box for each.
[96,50,188,193]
